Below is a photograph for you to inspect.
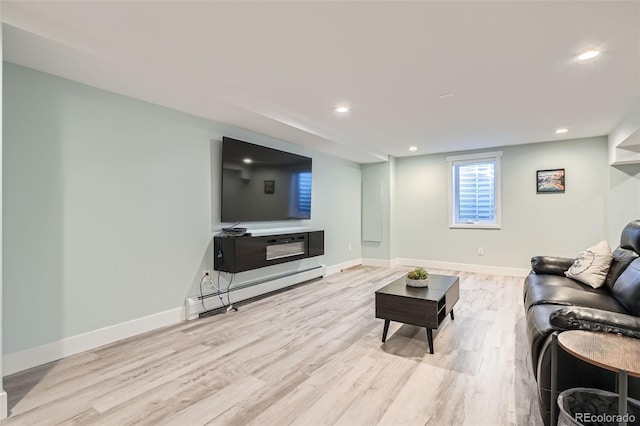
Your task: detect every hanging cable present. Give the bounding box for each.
[199,273,214,312]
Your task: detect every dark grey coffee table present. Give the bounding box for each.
[375,274,460,354]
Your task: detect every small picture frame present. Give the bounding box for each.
[537,169,565,193]
[264,180,275,194]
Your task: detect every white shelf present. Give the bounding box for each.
[618,128,640,153]
[610,128,640,165]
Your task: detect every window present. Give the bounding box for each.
[447,151,502,229]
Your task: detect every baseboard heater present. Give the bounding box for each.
[185,265,326,320]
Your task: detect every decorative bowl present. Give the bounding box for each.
[406,277,429,288]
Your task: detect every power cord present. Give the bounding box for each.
[197,270,238,316]
[215,271,227,308]
[199,272,215,312]
[218,271,238,312]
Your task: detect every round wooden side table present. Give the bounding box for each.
[550,330,640,426]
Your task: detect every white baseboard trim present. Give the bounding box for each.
[0,390,7,420]
[3,307,184,377]
[362,258,394,268]
[394,258,529,278]
[325,258,363,276]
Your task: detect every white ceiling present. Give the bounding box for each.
[2,1,639,163]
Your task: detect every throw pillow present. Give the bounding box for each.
[565,239,613,289]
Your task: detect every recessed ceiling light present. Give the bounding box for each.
[335,106,350,114]
[577,49,600,61]
[439,93,455,99]
[243,158,253,164]
[409,146,418,152]
[555,128,569,134]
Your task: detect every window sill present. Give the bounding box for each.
[449,223,502,230]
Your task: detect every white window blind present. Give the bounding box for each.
[448,152,502,229]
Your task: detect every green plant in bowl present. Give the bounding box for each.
[407,267,428,280]
[406,267,429,287]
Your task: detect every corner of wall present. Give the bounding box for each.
[325,258,363,276]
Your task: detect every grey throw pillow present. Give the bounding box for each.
[565,240,613,289]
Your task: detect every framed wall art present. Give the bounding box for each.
[537,169,565,193]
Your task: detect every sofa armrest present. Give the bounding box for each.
[549,306,640,339]
[531,256,574,276]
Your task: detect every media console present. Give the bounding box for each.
[214,230,324,273]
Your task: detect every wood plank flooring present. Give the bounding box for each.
[1,266,542,426]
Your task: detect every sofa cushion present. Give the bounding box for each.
[524,283,627,313]
[605,247,639,289]
[612,258,640,316]
[523,272,593,304]
[565,239,613,289]
[525,272,605,295]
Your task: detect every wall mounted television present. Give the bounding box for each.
[221,137,312,223]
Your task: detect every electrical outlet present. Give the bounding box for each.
[477,247,484,256]
[348,244,352,252]
[202,271,216,291]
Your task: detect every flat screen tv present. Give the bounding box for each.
[221,137,312,223]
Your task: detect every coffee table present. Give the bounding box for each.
[375,274,460,354]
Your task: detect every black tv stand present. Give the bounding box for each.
[214,230,324,273]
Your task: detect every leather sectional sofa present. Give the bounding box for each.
[523,220,640,425]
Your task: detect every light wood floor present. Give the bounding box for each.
[1,266,542,426]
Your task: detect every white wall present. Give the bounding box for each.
[393,137,610,270]
[3,63,362,363]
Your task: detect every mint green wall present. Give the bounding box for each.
[311,155,362,263]
[393,137,610,269]
[2,63,361,355]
